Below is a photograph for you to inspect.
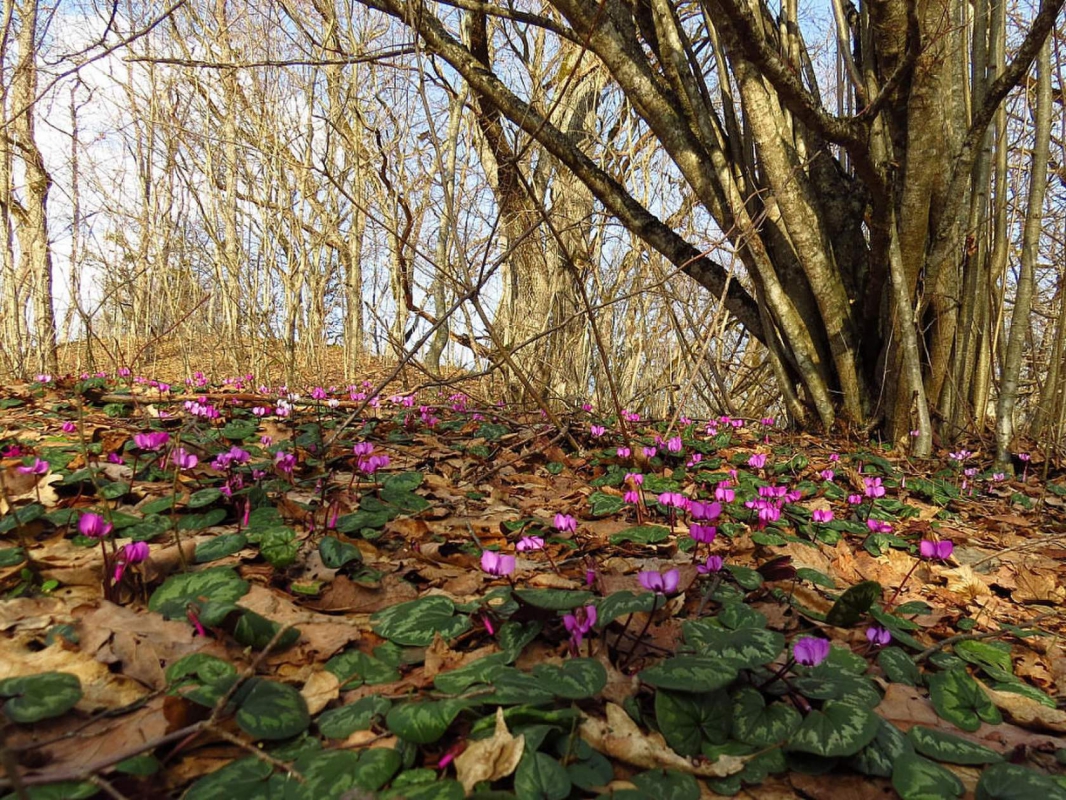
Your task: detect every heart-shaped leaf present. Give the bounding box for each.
[891,752,963,800]
[149,566,249,625]
[514,588,595,611]
[194,533,248,563]
[787,700,880,757]
[319,536,362,569]
[639,656,739,693]
[731,686,801,747]
[433,654,508,694]
[954,640,1015,683]
[235,679,311,740]
[595,591,657,626]
[654,689,732,756]
[683,621,785,669]
[316,696,392,739]
[825,580,882,627]
[907,725,1003,765]
[849,717,912,778]
[608,525,671,545]
[532,658,607,699]
[631,769,700,800]
[386,699,466,744]
[514,752,571,800]
[371,595,470,646]
[0,672,81,723]
[928,668,1001,732]
[879,647,922,686]
[975,762,1066,800]
[184,756,273,800]
[233,610,300,651]
[324,648,401,688]
[589,491,624,517]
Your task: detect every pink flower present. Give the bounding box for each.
[616,446,631,458]
[623,490,641,504]
[61,421,77,433]
[133,431,170,451]
[689,523,717,544]
[79,512,113,539]
[697,555,723,574]
[819,469,835,482]
[847,494,863,505]
[689,500,722,521]
[353,442,374,457]
[625,472,644,486]
[481,550,515,576]
[793,637,830,667]
[829,453,840,462]
[657,492,686,509]
[867,518,892,534]
[516,535,544,552]
[919,539,953,561]
[274,451,296,473]
[864,477,886,498]
[590,425,605,437]
[812,508,834,523]
[748,453,767,469]
[554,513,577,533]
[113,541,150,582]
[715,482,735,503]
[642,446,657,458]
[638,568,680,595]
[865,626,891,647]
[172,448,198,470]
[666,436,682,453]
[563,605,597,648]
[17,458,49,475]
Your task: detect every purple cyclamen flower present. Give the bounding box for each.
[864,477,886,498]
[847,494,863,505]
[61,421,77,433]
[17,458,49,475]
[761,417,775,427]
[625,472,644,486]
[657,492,686,509]
[172,448,198,470]
[748,453,767,469]
[554,513,577,533]
[793,636,831,667]
[624,490,641,504]
[715,482,735,503]
[666,436,682,453]
[590,425,605,437]
[617,447,631,458]
[689,523,717,544]
[642,446,657,458]
[481,550,515,577]
[638,568,680,595]
[865,626,891,647]
[867,518,892,534]
[516,535,544,552]
[79,512,113,539]
[819,469,835,482]
[919,539,954,561]
[274,451,296,473]
[829,453,840,462]
[812,508,834,523]
[353,442,374,457]
[689,500,722,521]
[114,541,150,582]
[563,605,597,647]
[697,555,723,574]
[133,431,170,451]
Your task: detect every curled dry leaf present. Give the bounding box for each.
[454,706,525,794]
[979,681,1066,733]
[580,702,746,778]
[301,669,340,715]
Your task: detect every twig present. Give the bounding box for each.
[912,611,1057,664]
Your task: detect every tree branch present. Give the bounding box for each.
[362,0,766,342]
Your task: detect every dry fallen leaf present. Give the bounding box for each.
[301,669,340,715]
[454,707,525,794]
[979,681,1066,733]
[580,702,746,778]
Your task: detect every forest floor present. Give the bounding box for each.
[2,373,1066,800]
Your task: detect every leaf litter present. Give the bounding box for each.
[0,375,1065,798]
